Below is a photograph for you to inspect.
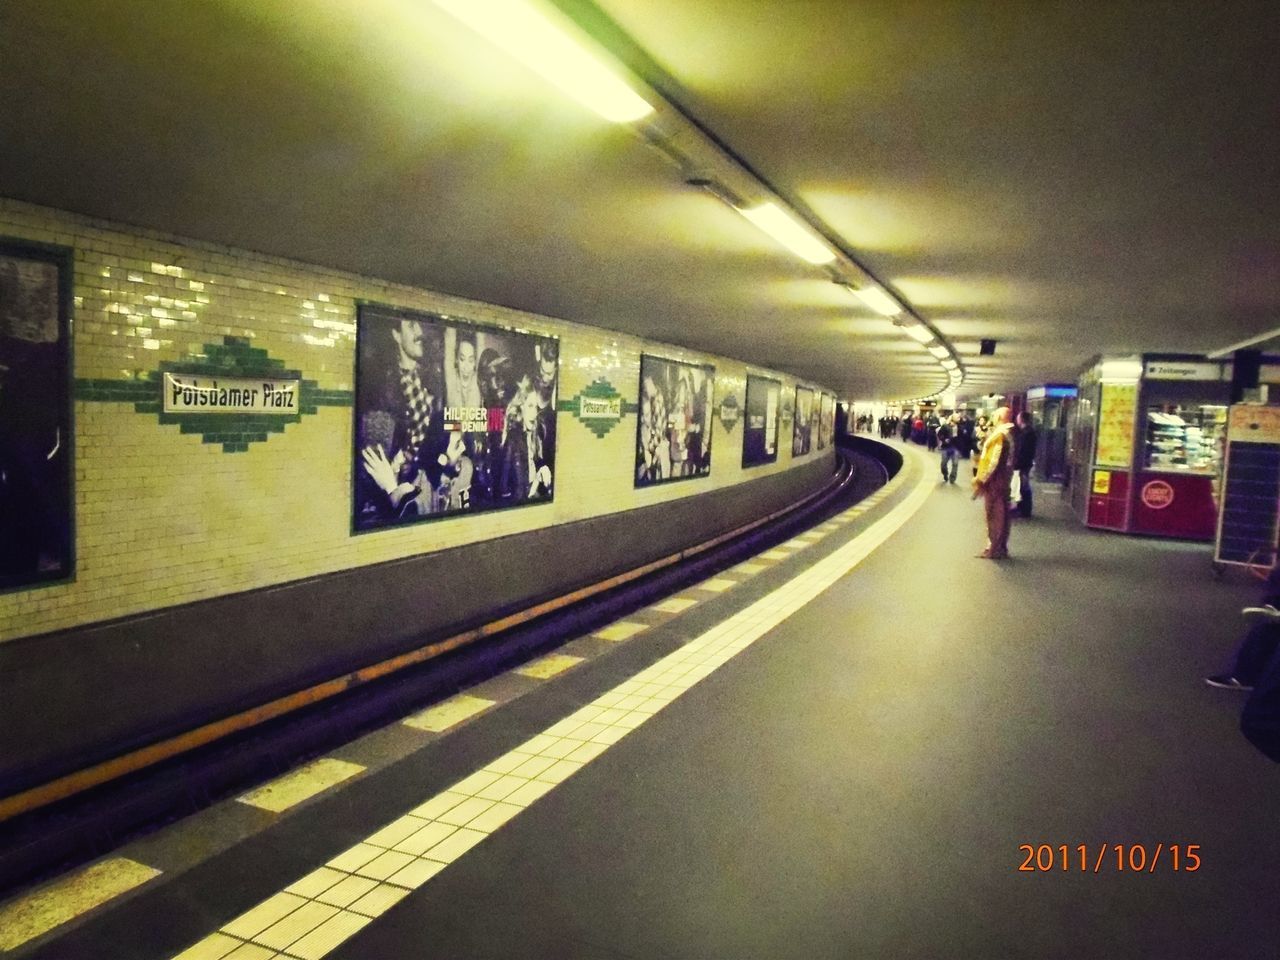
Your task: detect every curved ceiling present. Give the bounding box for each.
[0,0,1276,401]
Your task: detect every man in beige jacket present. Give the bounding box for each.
[972,406,1015,559]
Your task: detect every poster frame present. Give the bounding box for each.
[634,352,716,488]
[351,301,559,535]
[793,385,815,457]
[817,392,834,450]
[742,373,781,468]
[0,235,76,593]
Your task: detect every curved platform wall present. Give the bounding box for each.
[0,198,837,795]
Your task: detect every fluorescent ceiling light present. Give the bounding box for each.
[852,285,901,316]
[1098,358,1142,382]
[737,203,835,264]
[435,0,654,123]
[928,344,949,359]
[941,358,957,369]
[902,323,933,343]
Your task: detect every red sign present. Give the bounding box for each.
[1141,479,1175,510]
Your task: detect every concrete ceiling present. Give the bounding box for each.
[0,0,1276,401]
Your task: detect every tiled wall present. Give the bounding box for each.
[0,198,835,644]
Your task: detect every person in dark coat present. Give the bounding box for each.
[1013,411,1038,518]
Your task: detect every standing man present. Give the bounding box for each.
[972,406,1016,559]
[1013,410,1038,518]
[938,415,960,484]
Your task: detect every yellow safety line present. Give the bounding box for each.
[0,458,860,822]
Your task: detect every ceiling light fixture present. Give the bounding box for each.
[928,344,949,359]
[736,202,836,264]
[1098,357,1143,382]
[434,0,654,123]
[851,285,901,317]
[902,323,933,344]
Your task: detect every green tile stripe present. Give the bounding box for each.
[74,337,352,452]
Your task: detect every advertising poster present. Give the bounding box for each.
[636,354,714,486]
[818,392,834,450]
[0,242,72,589]
[1096,383,1137,467]
[793,386,815,456]
[742,374,781,467]
[353,303,558,531]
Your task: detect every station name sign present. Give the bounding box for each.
[578,394,622,419]
[163,372,299,414]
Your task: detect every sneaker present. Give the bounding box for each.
[1242,605,1280,621]
[1204,674,1254,691]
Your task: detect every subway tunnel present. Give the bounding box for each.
[1,2,1279,958]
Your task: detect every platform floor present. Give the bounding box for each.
[6,443,1277,960]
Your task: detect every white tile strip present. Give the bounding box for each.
[168,458,929,960]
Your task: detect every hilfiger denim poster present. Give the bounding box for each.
[0,241,72,589]
[635,354,714,486]
[793,386,815,456]
[742,374,780,467]
[353,303,558,531]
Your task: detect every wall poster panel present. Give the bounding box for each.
[742,374,781,467]
[818,392,834,450]
[793,386,815,457]
[0,240,73,589]
[636,354,714,486]
[353,303,558,531]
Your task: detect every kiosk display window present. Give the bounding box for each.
[1143,404,1227,474]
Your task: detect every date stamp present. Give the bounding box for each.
[1018,844,1201,874]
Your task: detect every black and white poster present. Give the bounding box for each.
[0,241,73,589]
[793,386,815,457]
[635,354,714,486]
[742,374,780,467]
[818,392,834,450]
[353,304,558,531]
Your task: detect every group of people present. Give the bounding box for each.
[866,405,1038,559]
[883,406,1038,559]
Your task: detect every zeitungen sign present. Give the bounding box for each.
[163,373,299,414]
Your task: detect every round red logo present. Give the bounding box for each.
[1141,480,1175,510]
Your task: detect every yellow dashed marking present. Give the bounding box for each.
[516,654,584,679]
[237,758,365,814]
[164,466,926,960]
[650,597,697,614]
[695,578,736,593]
[403,694,496,733]
[592,621,648,642]
[757,549,792,560]
[0,858,162,951]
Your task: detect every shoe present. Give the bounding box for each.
[1204,674,1254,691]
[1242,605,1280,620]
[976,550,994,559]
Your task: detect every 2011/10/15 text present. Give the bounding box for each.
[1017,844,1201,873]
